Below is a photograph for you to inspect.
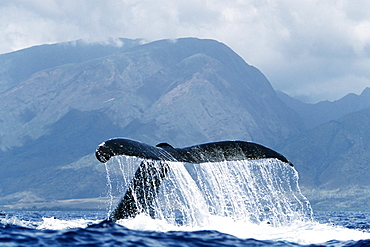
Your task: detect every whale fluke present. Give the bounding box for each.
[95,138,293,221]
[96,138,293,166]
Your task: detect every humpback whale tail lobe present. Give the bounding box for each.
[95,138,293,221]
[96,138,293,166]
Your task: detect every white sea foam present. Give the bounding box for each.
[116,214,370,245]
[36,217,99,230]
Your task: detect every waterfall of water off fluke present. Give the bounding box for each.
[104,156,313,227]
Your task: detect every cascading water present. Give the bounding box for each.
[104,156,312,228]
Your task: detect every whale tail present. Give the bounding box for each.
[96,138,293,221]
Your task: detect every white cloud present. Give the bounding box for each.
[1,0,370,102]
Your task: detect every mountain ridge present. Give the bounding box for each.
[277,87,370,129]
[0,38,143,94]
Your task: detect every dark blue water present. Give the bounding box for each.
[1,210,369,246]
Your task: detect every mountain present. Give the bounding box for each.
[278,107,370,210]
[277,87,370,129]
[1,37,368,211]
[0,38,143,94]
[276,88,370,209]
[0,38,302,209]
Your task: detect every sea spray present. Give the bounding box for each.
[155,161,211,227]
[105,156,312,227]
[191,159,313,226]
[104,162,114,217]
[104,156,140,217]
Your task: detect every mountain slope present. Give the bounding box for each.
[0,38,302,150]
[0,38,302,207]
[278,107,370,210]
[277,87,370,129]
[0,38,142,93]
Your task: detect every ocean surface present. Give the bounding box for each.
[1,210,369,246]
[1,158,369,246]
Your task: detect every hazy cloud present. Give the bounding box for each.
[1,0,370,102]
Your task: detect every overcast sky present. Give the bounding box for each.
[1,0,370,102]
